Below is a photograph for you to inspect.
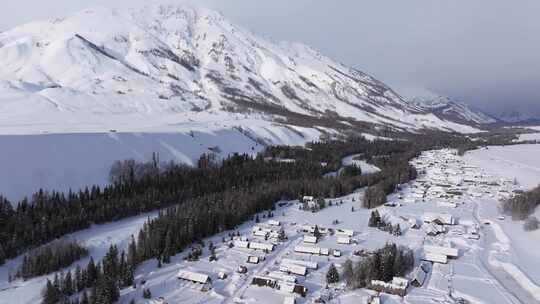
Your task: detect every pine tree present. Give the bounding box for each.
[393,224,402,236]
[102,245,119,281]
[41,279,60,304]
[368,210,380,227]
[162,229,174,264]
[80,291,89,304]
[75,265,83,292]
[313,225,321,239]
[63,270,74,296]
[127,235,138,267]
[326,263,339,284]
[86,257,98,287]
[342,259,354,287]
[0,244,6,266]
[123,267,134,287]
[142,288,152,299]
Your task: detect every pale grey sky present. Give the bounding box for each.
[2,0,540,115]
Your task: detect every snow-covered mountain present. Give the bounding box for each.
[496,110,540,124]
[0,5,478,136]
[0,5,483,200]
[409,95,497,125]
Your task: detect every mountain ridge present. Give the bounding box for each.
[0,4,479,136]
[408,95,498,125]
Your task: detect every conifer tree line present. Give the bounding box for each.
[16,240,88,280]
[0,132,477,265]
[502,184,540,220]
[41,244,135,304]
[341,243,414,289]
[0,152,325,262]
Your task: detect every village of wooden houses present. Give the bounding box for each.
[134,148,522,304]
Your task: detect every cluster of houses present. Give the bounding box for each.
[172,150,515,302]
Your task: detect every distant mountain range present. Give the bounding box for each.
[495,110,540,124]
[408,95,498,125]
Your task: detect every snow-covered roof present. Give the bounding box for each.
[268,271,297,283]
[392,277,409,287]
[234,240,249,248]
[177,270,210,284]
[423,252,448,264]
[303,235,317,243]
[294,245,320,254]
[281,258,318,270]
[280,283,296,293]
[411,268,427,286]
[280,264,307,276]
[249,242,274,251]
[335,228,354,236]
[247,256,260,263]
[424,245,459,258]
[337,237,351,244]
[283,296,296,304]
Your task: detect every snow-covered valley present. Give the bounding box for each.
[2,144,539,304]
[0,3,538,304]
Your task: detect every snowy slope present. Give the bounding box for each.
[0,5,478,135]
[0,123,328,201]
[409,95,497,125]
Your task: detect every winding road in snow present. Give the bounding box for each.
[472,201,539,304]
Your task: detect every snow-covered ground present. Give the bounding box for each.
[463,144,540,301]
[2,146,539,304]
[464,144,540,189]
[0,122,327,201]
[0,211,159,304]
[341,154,381,175]
[515,132,540,142]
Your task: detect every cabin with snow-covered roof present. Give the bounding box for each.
[280,283,308,297]
[268,220,281,226]
[411,268,427,287]
[177,270,212,291]
[281,258,318,270]
[294,245,329,256]
[247,256,260,264]
[335,228,354,237]
[249,242,275,252]
[280,264,307,276]
[303,235,318,244]
[233,240,250,249]
[422,252,448,264]
[424,245,459,258]
[337,237,351,245]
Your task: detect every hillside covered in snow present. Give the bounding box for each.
[0,5,478,136]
